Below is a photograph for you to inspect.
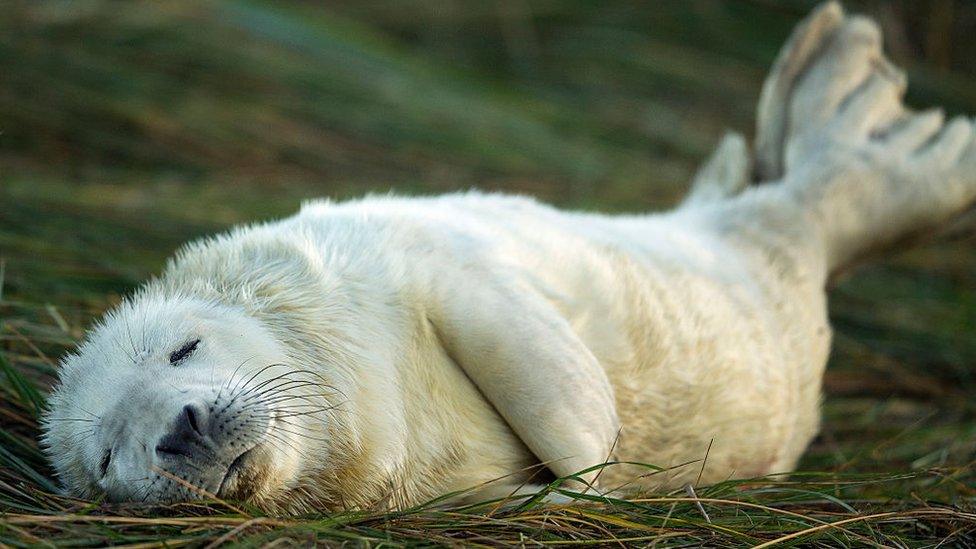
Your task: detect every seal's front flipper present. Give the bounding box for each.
[427,272,619,486]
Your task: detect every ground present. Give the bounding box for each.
[1,1,975,546]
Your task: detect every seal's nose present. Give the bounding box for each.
[155,403,211,460]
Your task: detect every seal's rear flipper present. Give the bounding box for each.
[751,5,976,274]
[682,132,750,207]
[683,2,843,205]
[754,1,845,182]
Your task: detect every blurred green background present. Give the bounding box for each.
[1,0,975,479]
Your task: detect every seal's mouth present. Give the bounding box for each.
[217,446,257,498]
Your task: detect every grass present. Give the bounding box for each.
[2,0,976,545]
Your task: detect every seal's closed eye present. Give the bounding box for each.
[169,339,200,365]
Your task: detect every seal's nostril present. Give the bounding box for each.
[155,403,211,461]
[99,449,112,478]
[183,405,202,437]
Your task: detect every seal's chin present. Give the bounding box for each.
[217,444,265,500]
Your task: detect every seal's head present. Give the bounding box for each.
[42,294,331,508]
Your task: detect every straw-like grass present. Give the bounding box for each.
[2,0,976,545]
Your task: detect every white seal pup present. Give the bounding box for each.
[43,3,976,513]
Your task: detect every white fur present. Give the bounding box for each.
[43,2,976,512]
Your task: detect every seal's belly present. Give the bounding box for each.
[529,225,831,489]
[400,195,831,490]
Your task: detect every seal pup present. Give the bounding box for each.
[43,2,976,513]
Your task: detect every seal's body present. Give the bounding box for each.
[42,3,976,513]
[162,188,827,506]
